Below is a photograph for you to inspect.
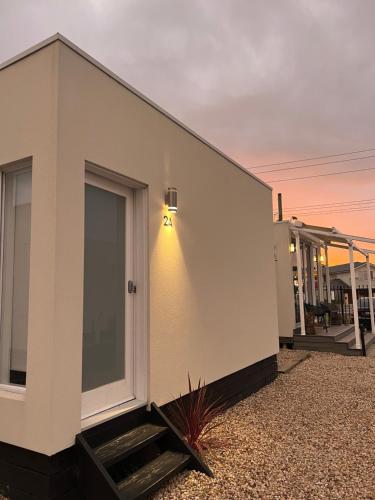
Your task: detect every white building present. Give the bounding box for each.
[0,35,279,499]
[329,262,375,287]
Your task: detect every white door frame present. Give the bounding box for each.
[81,169,148,420]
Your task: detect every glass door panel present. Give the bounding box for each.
[82,175,134,418]
[83,184,126,392]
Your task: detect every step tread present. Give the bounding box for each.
[334,326,355,341]
[118,450,190,499]
[294,327,355,343]
[94,423,168,466]
[348,333,375,350]
[335,331,356,345]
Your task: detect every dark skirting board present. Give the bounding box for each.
[161,353,278,414]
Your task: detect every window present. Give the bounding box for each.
[0,165,32,387]
[82,183,126,392]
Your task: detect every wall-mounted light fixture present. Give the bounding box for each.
[165,188,177,214]
[289,242,296,253]
[313,254,325,264]
[166,187,178,213]
[163,187,177,227]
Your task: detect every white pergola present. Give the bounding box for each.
[290,220,375,348]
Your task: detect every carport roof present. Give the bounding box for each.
[290,220,375,247]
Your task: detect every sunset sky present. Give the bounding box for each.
[1,0,374,264]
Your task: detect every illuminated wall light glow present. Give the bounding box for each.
[163,215,173,227]
[289,242,296,253]
[313,254,325,264]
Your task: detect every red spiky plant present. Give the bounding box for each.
[168,374,225,455]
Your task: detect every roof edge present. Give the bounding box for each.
[0,33,272,191]
[329,262,374,271]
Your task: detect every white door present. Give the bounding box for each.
[82,172,135,419]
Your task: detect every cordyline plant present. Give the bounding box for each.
[168,374,225,455]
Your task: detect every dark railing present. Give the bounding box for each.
[330,285,375,331]
[294,286,301,323]
[293,282,375,332]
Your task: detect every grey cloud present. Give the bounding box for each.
[1,0,375,225]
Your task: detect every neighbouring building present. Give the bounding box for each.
[329,262,375,288]
[274,218,375,354]
[0,35,279,499]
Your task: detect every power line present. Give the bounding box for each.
[299,206,375,216]
[274,205,375,217]
[251,147,375,169]
[265,165,375,183]
[277,205,375,217]
[253,154,375,174]
[274,197,375,211]
[273,199,375,215]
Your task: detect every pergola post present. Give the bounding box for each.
[303,242,310,303]
[366,254,375,333]
[317,247,324,303]
[310,246,316,305]
[349,243,361,348]
[295,232,306,335]
[325,245,331,303]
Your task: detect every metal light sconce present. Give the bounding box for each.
[313,254,324,263]
[164,187,177,227]
[166,187,177,213]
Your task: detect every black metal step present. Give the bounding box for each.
[76,403,212,500]
[94,423,168,467]
[118,450,190,500]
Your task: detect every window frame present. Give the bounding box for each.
[0,159,32,395]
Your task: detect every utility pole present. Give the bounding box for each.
[277,193,283,221]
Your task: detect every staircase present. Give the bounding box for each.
[291,325,375,355]
[76,403,212,499]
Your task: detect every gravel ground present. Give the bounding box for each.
[154,351,375,499]
[277,349,310,373]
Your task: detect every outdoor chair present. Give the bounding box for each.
[304,303,331,333]
[304,303,316,334]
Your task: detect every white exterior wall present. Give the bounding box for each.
[274,221,295,337]
[0,44,59,455]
